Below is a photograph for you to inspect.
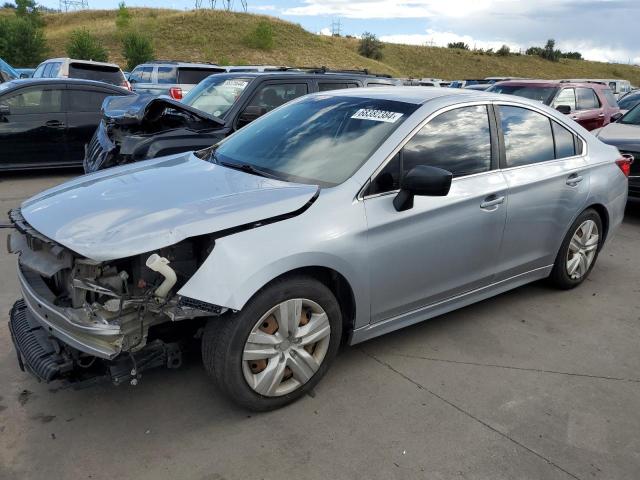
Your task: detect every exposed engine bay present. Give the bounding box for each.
[7,208,226,387]
[84,95,227,173]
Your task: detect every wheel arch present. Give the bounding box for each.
[255,266,357,341]
[585,203,610,245]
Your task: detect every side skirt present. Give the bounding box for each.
[350,265,553,345]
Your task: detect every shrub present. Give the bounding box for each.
[496,44,510,56]
[358,31,383,60]
[122,31,154,71]
[0,15,47,66]
[447,41,469,50]
[541,39,561,62]
[115,1,131,30]
[244,20,274,50]
[66,28,108,62]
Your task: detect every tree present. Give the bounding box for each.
[526,46,543,56]
[562,51,583,60]
[122,31,154,71]
[358,31,383,60]
[496,44,510,56]
[447,41,469,50]
[115,1,131,30]
[0,14,47,66]
[66,28,108,62]
[2,2,16,8]
[541,39,561,62]
[15,0,41,26]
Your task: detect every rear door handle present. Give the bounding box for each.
[480,194,505,209]
[45,120,65,128]
[566,173,583,186]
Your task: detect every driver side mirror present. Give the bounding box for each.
[393,165,453,212]
[0,104,9,118]
[556,105,572,115]
[238,105,267,126]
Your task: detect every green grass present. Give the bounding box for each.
[34,8,640,84]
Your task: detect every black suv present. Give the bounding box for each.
[84,70,401,172]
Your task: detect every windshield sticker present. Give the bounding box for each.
[222,79,249,88]
[351,109,403,123]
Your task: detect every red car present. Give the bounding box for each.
[488,80,622,131]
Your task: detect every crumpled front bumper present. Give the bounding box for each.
[16,264,124,360]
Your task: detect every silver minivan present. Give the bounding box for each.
[8,87,630,411]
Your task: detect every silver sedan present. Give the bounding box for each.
[8,87,630,410]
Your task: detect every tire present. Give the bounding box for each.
[549,208,603,289]
[202,275,342,411]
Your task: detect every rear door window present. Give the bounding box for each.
[602,89,619,108]
[68,63,125,86]
[177,67,224,84]
[67,88,115,112]
[318,82,359,92]
[499,105,554,167]
[576,88,600,110]
[49,62,62,77]
[157,66,177,84]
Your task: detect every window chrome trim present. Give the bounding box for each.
[357,100,494,201]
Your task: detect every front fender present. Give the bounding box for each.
[178,186,371,329]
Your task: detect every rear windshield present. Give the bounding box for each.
[489,85,559,104]
[68,63,124,85]
[177,67,225,84]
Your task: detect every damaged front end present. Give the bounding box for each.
[84,95,227,173]
[7,208,226,387]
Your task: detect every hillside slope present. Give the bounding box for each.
[38,8,640,84]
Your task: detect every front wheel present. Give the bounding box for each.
[202,276,342,411]
[549,208,603,289]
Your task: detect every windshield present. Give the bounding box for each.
[214,95,418,186]
[620,103,640,125]
[182,76,251,118]
[619,93,640,111]
[489,85,559,104]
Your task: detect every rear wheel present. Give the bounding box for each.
[549,209,602,289]
[202,276,342,411]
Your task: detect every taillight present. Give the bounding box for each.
[169,87,183,100]
[616,154,634,177]
[122,80,132,91]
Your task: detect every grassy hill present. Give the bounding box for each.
[30,8,640,84]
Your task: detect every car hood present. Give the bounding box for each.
[102,94,224,128]
[21,153,319,261]
[594,122,640,151]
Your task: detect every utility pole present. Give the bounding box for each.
[59,0,88,12]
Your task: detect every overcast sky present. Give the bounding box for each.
[39,0,640,64]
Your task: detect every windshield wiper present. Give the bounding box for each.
[218,160,281,180]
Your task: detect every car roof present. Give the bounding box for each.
[138,61,224,68]
[493,79,609,89]
[202,71,400,83]
[310,86,481,105]
[1,77,131,91]
[42,58,121,69]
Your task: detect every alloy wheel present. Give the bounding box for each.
[566,219,599,280]
[242,298,331,397]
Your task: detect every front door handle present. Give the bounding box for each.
[45,120,65,128]
[480,194,505,209]
[566,173,583,186]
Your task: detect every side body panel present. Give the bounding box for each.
[178,182,373,329]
